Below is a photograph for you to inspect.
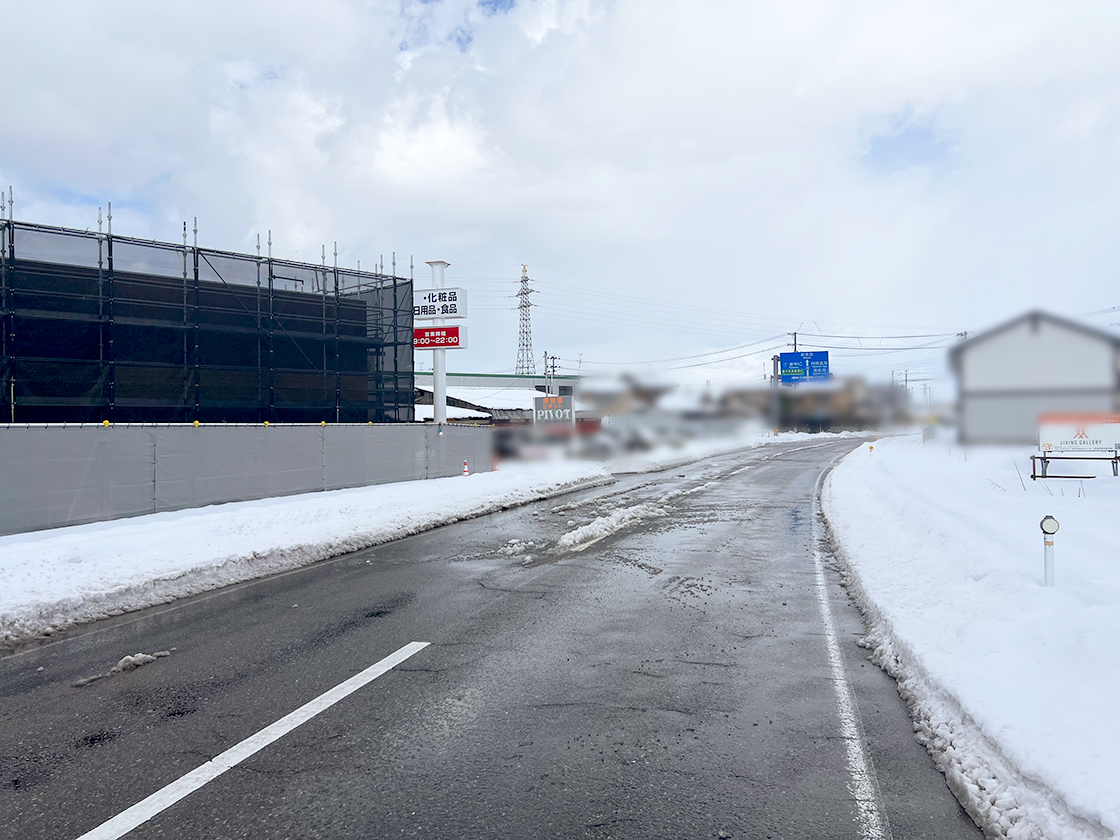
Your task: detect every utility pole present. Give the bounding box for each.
[544,351,558,393]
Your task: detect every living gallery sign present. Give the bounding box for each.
[1038,413,1120,452]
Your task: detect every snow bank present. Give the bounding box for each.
[0,461,611,646]
[823,432,1120,839]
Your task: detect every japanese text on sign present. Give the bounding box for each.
[780,351,829,384]
[413,326,466,349]
[534,395,574,425]
[413,287,468,320]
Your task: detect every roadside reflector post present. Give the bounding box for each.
[1040,515,1059,587]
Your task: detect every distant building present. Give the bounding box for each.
[413,371,594,425]
[718,377,906,432]
[949,310,1120,444]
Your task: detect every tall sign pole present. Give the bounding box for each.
[771,354,780,430]
[426,260,450,425]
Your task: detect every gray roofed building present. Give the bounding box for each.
[949,310,1120,444]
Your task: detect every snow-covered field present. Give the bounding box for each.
[0,428,800,647]
[824,432,1120,840]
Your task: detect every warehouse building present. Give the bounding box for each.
[1,219,414,424]
[950,310,1120,444]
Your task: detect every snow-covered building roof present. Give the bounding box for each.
[443,387,544,410]
[416,386,594,416]
[413,404,490,421]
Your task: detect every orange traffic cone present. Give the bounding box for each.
[463,460,470,476]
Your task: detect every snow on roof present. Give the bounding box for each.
[413,404,490,421]
[417,386,592,413]
[656,387,711,411]
[448,387,542,410]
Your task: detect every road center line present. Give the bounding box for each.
[812,449,893,840]
[75,641,430,840]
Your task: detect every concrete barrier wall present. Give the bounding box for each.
[0,423,492,536]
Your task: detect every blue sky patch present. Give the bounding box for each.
[864,114,950,174]
[479,0,515,16]
[47,185,100,205]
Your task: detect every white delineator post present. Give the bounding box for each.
[426,260,450,426]
[1040,515,1059,587]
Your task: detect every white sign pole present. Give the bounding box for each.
[426,260,450,425]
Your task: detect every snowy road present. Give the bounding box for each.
[0,439,982,838]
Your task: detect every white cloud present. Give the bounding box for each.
[361,94,490,186]
[4,0,1120,385]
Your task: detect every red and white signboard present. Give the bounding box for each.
[1039,413,1120,452]
[413,325,466,349]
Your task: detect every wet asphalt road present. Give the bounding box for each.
[0,438,983,839]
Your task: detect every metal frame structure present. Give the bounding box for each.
[515,264,535,375]
[0,218,413,424]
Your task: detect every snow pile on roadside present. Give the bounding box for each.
[554,503,667,553]
[823,432,1120,839]
[0,461,611,646]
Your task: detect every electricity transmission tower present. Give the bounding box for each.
[515,264,536,374]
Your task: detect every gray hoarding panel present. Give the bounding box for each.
[154,427,324,510]
[1,423,492,537]
[424,426,448,479]
[323,426,425,491]
[423,425,492,478]
[452,426,492,476]
[0,426,155,535]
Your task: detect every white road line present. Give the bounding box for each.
[812,449,893,840]
[75,641,430,840]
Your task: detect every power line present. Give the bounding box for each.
[557,341,788,374]
[1082,304,1120,318]
[508,264,964,321]
[797,331,957,340]
[798,342,955,353]
[576,334,787,366]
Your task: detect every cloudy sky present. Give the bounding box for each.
[4,0,1120,394]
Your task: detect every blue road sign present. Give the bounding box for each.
[780,351,830,384]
